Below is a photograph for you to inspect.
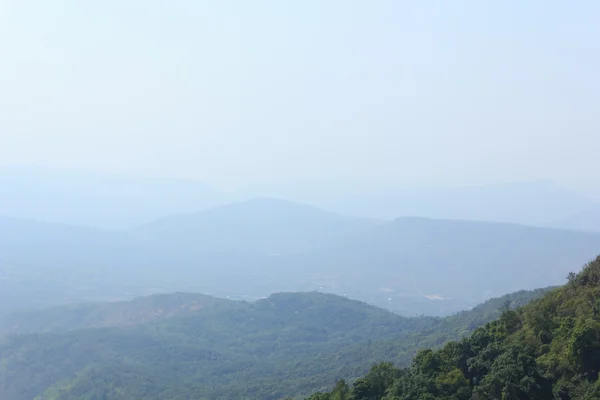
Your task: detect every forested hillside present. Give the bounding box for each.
[0,292,232,335]
[306,256,600,400]
[0,288,549,400]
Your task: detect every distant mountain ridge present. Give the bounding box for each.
[132,197,381,254]
[2,166,598,229]
[546,203,600,232]
[298,216,600,314]
[0,166,231,229]
[2,207,600,318]
[241,179,598,225]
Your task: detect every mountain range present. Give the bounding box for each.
[243,179,599,227]
[2,167,599,231]
[0,166,230,229]
[547,203,600,232]
[1,197,600,318]
[132,197,380,254]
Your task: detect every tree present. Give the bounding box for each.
[352,362,401,400]
[331,380,350,400]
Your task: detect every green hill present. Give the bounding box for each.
[0,287,549,400]
[305,255,600,400]
[0,292,231,335]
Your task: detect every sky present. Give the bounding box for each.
[1,1,599,192]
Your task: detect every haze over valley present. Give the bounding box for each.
[2,173,600,319]
[2,1,600,399]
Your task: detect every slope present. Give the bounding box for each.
[3,213,599,319]
[0,215,142,315]
[256,180,596,226]
[306,255,600,400]
[0,215,279,316]
[0,288,550,400]
[301,217,600,315]
[548,203,600,233]
[0,292,232,335]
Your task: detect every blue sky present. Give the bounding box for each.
[1,1,599,192]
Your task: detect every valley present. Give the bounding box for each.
[2,200,600,318]
[3,1,599,398]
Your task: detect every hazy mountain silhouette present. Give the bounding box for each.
[0,166,230,229]
[298,217,600,314]
[242,180,596,225]
[546,203,600,232]
[133,197,381,254]
[2,204,600,318]
[2,167,597,230]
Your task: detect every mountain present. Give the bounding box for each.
[306,255,600,400]
[0,214,115,245]
[132,198,381,255]
[0,166,230,229]
[0,215,137,315]
[0,292,232,335]
[0,288,550,400]
[0,292,426,400]
[2,212,600,318]
[0,212,309,318]
[547,203,600,232]
[0,214,281,316]
[297,217,600,315]
[241,180,597,226]
[2,168,596,231]
[0,216,230,317]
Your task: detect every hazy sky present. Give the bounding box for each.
[1,1,599,190]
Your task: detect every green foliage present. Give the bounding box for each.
[308,256,600,400]
[352,362,401,400]
[0,288,549,400]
